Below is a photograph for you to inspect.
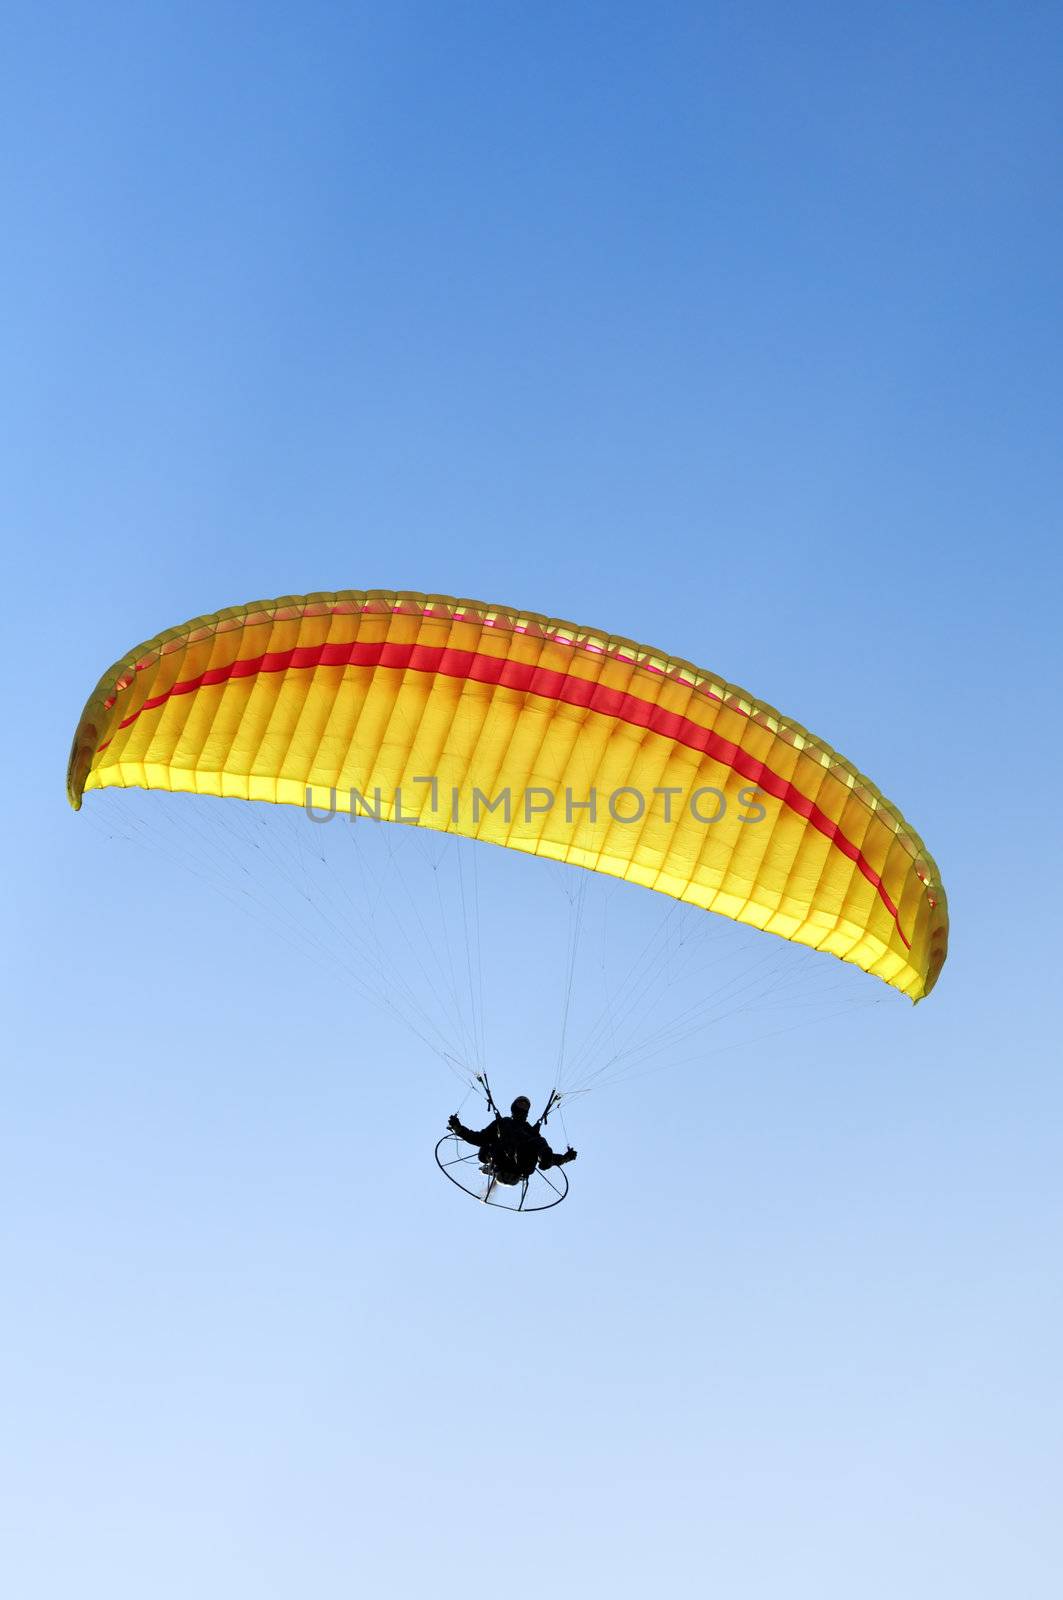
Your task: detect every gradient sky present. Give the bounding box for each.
[3,4,1062,1597]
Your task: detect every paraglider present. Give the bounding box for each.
[450,1092,576,1179]
[68,588,949,1212]
[437,1085,576,1211]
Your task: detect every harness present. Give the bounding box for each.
[474,1074,561,1182]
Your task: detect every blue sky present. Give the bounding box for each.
[3,4,1061,1596]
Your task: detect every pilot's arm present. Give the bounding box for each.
[536,1133,577,1170]
[448,1114,494,1146]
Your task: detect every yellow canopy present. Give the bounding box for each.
[68,590,948,999]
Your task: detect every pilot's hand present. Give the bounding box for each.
[447,1113,462,1134]
[564,1147,578,1162]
